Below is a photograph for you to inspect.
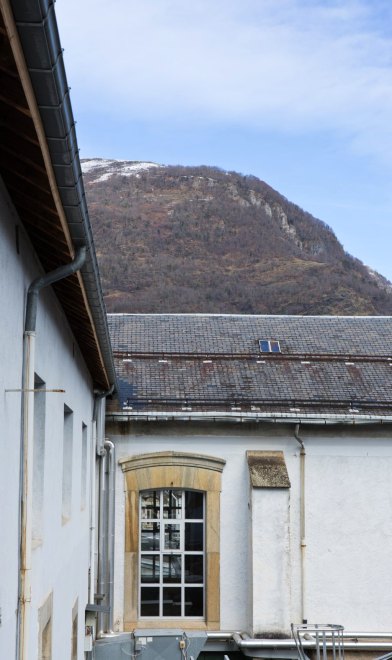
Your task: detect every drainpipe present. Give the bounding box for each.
[97,440,116,636]
[94,386,114,636]
[294,423,307,624]
[94,385,114,456]
[104,439,116,633]
[88,419,97,605]
[17,247,86,660]
[97,443,108,636]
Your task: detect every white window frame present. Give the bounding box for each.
[138,488,205,619]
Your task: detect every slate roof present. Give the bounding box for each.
[108,314,392,419]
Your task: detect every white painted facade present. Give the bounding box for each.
[108,420,392,635]
[0,178,95,659]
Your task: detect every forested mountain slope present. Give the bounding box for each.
[82,159,392,315]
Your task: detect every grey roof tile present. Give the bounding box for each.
[108,314,392,416]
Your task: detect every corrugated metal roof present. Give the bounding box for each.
[108,314,392,417]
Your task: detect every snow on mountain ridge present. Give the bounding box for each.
[81,158,163,183]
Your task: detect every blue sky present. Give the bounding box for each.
[56,0,392,281]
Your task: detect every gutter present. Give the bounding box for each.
[107,410,392,424]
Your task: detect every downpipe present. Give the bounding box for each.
[105,439,116,634]
[17,247,86,660]
[294,423,307,624]
[88,419,97,604]
[97,440,108,636]
[94,385,114,637]
[96,439,115,635]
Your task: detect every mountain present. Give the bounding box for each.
[81,159,392,315]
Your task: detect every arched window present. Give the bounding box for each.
[120,451,225,630]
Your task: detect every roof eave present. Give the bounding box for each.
[3,0,116,390]
[107,410,392,425]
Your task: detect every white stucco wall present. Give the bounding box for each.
[0,179,26,660]
[107,420,392,635]
[0,178,94,659]
[251,488,291,635]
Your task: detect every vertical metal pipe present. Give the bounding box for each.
[294,423,307,623]
[88,420,97,604]
[97,441,107,636]
[104,440,116,633]
[19,331,35,660]
[93,385,114,636]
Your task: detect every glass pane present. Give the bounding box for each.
[162,555,182,583]
[164,524,180,549]
[185,491,203,519]
[185,523,203,551]
[185,587,203,616]
[259,340,270,352]
[141,522,160,550]
[140,587,159,616]
[140,554,160,583]
[271,340,280,353]
[163,490,182,519]
[185,555,203,583]
[162,587,181,616]
[141,491,160,519]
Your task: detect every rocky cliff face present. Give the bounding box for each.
[82,159,392,315]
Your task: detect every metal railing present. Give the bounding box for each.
[291,624,344,660]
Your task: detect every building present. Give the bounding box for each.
[106,313,392,658]
[2,1,392,658]
[0,1,116,658]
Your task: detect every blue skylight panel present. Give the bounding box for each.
[259,339,281,353]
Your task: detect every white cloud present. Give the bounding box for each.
[56,0,392,163]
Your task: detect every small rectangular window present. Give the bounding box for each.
[259,339,281,353]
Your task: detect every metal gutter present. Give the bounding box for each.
[6,0,116,389]
[107,410,392,424]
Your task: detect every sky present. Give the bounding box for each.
[56,0,392,281]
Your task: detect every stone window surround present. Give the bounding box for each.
[119,451,226,630]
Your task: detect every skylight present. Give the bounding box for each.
[259,339,281,353]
